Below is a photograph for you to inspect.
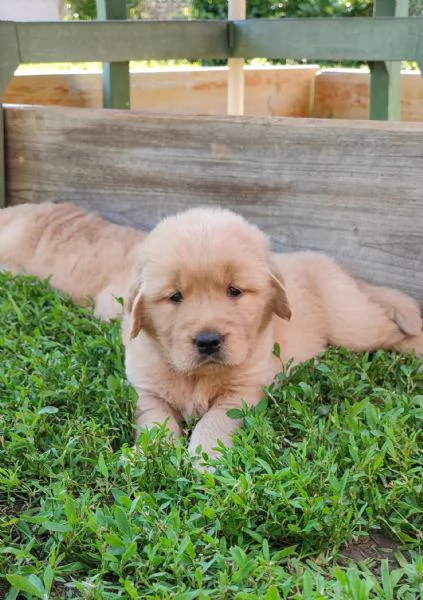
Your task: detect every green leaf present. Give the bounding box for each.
[37,406,59,415]
[6,574,47,599]
[253,397,268,415]
[114,507,132,538]
[41,521,72,533]
[43,564,54,594]
[226,408,243,420]
[264,585,280,600]
[98,452,109,478]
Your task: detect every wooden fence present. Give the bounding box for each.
[5,67,423,121]
[4,105,423,305]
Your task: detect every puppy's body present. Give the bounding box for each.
[123,208,423,459]
[0,202,147,319]
[1,202,421,462]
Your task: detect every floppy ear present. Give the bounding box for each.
[268,259,291,321]
[126,284,144,340]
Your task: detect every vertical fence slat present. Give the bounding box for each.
[227,0,245,116]
[96,0,130,109]
[369,0,409,120]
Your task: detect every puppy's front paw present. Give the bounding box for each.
[188,442,221,473]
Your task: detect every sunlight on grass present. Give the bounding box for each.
[0,272,422,598]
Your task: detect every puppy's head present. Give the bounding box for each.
[126,208,290,374]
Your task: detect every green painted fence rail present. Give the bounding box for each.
[2,18,423,95]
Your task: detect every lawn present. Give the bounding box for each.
[0,272,422,599]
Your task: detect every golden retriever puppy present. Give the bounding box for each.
[122,207,422,461]
[0,202,147,319]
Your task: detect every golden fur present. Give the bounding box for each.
[122,207,423,460]
[1,202,421,464]
[0,202,147,319]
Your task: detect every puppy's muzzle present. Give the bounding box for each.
[194,331,223,356]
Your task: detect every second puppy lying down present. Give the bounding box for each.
[123,208,423,460]
[0,202,147,320]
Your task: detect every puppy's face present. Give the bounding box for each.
[127,209,291,374]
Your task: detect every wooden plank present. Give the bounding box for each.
[8,17,423,66]
[15,21,229,63]
[233,17,423,61]
[369,0,408,121]
[313,70,423,121]
[4,66,318,117]
[4,106,423,305]
[96,0,130,110]
[227,0,246,116]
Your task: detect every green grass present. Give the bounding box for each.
[0,272,422,599]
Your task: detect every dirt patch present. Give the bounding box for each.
[339,531,402,576]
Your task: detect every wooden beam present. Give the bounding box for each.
[15,21,229,63]
[4,18,423,66]
[369,0,409,121]
[96,0,130,109]
[227,0,245,116]
[4,66,319,117]
[232,17,423,61]
[4,106,423,304]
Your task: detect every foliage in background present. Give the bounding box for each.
[1,272,422,598]
[66,0,190,20]
[67,0,374,21]
[66,1,374,67]
[192,0,373,20]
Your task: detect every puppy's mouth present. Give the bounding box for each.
[197,354,226,366]
[192,353,231,372]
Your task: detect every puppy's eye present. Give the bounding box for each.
[227,286,242,298]
[169,292,183,303]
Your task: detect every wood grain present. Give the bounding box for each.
[4,106,423,304]
[4,66,318,117]
[16,21,228,63]
[313,70,423,121]
[234,17,423,61]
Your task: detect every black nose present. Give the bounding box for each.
[194,331,223,355]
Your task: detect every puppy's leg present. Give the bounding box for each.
[188,389,262,465]
[393,331,423,356]
[94,284,126,321]
[325,278,418,352]
[188,406,242,460]
[134,393,183,439]
[358,281,422,337]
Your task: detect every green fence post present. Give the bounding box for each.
[0,106,5,208]
[369,0,409,120]
[96,0,130,109]
[0,22,21,208]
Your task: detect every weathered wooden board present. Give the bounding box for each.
[7,18,423,65]
[234,17,423,62]
[313,70,423,121]
[15,21,228,63]
[4,106,423,304]
[4,66,318,117]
